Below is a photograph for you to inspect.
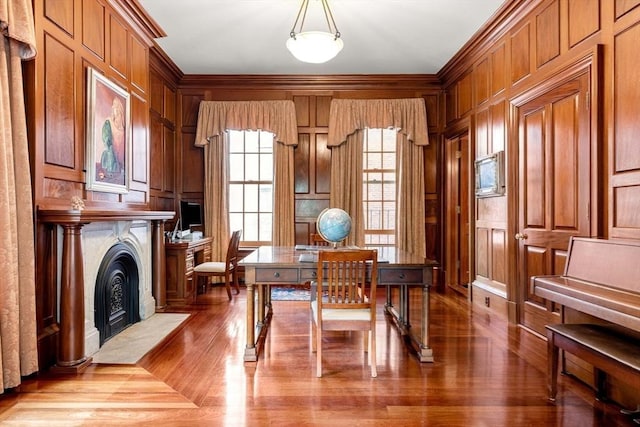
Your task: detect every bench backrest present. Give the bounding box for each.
[565,237,640,293]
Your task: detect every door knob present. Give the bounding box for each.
[515,233,528,240]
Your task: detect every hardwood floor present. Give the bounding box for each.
[0,287,633,426]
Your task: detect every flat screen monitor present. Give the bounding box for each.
[179,201,203,233]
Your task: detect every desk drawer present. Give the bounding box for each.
[185,255,194,273]
[379,268,424,284]
[255,268,300,283]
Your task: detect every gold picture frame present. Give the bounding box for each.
[85,67,130,194]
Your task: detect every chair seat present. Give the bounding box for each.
[193,261,226,273]
[311,300,371,321]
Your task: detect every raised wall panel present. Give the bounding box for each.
[295,223,311,244]
[477,196,506,223]
[150,117,163,191]
[130,36,148,93]
[491,229,506,283]
[445,84,457,124]
[511,23,531,84]
[294,96,310,127]
[43,178,81,200]
[616,0,640,19]
[82,0,104,59]
[294,133,310,193]
[44,34,75,168]
[181,133,203,194]
[613,186,640,228]
[164,85,176,123]
[458,72,473,115]
[614,22,640,172]
[476,108,489,157]
[568,0,600,47]
[182,94,204,127]
[316,134,331,194]
[131,94,148,184]
[424,140,438,194]
[476,228,489,277]
[490,43,507,95]
[296,199,329,218]
[316,96,332,127]
[536,1,560,68]
[150,72,163,114]
[475,58,489,105]
[423,94,439,130]
[109,16,128,79]
[164,128,175,192]
[45,0,74,37]
[490,101,506,153]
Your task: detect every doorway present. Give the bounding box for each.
[444,133,471,296]
[514,71,593,335]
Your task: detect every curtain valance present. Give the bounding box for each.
[194,100,298,147]
[327,98,428,147]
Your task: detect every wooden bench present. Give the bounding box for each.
[546,323,640,402]
[531,237,640,420]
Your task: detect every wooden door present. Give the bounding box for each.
[445,133,471,296]
[516,73,592,335]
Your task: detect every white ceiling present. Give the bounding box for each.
[138,0,505,75]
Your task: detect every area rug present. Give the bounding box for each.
[92,313,190,364]
[270,287,310,301]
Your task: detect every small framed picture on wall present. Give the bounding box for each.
[85,67,130,194]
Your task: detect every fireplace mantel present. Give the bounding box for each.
[38,208,174,372]
[38,209,175,223]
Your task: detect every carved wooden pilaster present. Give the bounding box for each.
[57,223,91,369]
[152,219,167,309]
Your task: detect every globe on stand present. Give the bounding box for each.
[316,208,352,248]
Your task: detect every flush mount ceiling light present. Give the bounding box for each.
[286,0,343,64]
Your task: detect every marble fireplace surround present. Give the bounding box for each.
[38,209,174,372]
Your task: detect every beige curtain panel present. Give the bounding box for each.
[194,100,298,257]
[0,0,39,391]
[328,98,428,257]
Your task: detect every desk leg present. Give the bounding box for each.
[257,284,265,327]
[400,285,409,327]
[418,281,434,362]
[244,268,258,362]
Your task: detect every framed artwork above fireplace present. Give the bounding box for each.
[85,67,131,194]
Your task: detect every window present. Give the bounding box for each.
[363,128,397,246]
[228,130,273,245]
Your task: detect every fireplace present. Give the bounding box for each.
[38,208,174,371]
[94,242,141,345]
[80,220,155,356]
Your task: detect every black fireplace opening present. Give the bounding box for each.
[94,243,141,346]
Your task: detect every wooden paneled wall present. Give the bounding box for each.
[28,0,162,210]
[440,0,640,304]
[149,51,181,217]
[439,0,640,406]
[26,0,163,370]
[171,76,442,259]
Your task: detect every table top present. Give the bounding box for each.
[239,246,436,267]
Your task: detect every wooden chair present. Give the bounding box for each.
[310,249,378,377]
[310,233,330,246]
[193,230,242,301]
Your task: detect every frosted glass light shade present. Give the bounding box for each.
[286,31,344,64]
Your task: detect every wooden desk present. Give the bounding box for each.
[239,246,437,363]
[165,237,212,305]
